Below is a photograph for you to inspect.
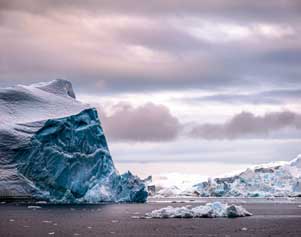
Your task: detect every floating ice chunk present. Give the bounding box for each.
[42,220,52,224]
[146,202,252,218]
[27,206,42,209]
[36,201,47,204]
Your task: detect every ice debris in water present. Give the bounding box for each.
[27,206,42,209]
[0,80,147,203]
[146,202,252,218]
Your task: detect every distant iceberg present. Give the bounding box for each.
[0,79,147,203]
[151,155,301,198]
[193,155,301,197]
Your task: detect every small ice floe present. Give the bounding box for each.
[1,201,6,204]
[27,205,42,209]
[287,197,296,201]
[9,219,15,222]
[48,232,55,235]
[42,220,52,224]
[111,220,119,223]
[266,197,275,201]
[131,216,140,219]
[36,201,47,204]
[145,202,252,218]
[241,227,248,231]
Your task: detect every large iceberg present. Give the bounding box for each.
[0,79,147,203]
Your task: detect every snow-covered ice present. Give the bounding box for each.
[146,202,252,218]
[193,155,301,197]
[149,173,207,198]
[151,155,301,198]
[0,79,147,203]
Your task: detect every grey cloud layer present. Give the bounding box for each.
[98,103,181,142]
[185,89,301,105]
[189,111,301,140]
[0,0,301,97]
[95,101,301,142]
[1,0,301,21]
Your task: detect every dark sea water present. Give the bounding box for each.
[1,198,301,236]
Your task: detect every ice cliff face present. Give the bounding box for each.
[0,79,147,203]
[193,155,301,197]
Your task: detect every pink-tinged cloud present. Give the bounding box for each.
[98,103,181,142]
[0,1,301,93]
[95,101,301,142]
[189,111,301,139]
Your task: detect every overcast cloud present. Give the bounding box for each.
[95,102,301,142]
[189,111,301,140]
[1,0,301,21]
[97,103,181,142]
[183,89,301,105]
[0,0,300,94]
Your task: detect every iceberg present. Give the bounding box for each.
[0,79,147,203]
[149,155,301,198]
[193,155,301,197]
[146,202,252,218]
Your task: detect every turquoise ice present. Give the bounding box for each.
[0,80,147,203]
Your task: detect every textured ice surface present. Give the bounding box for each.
[146,202,252,218]
[0,80,147,203]
[151,155,301,198]
[193,155,301,198]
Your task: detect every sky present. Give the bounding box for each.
[0,1,301,176]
